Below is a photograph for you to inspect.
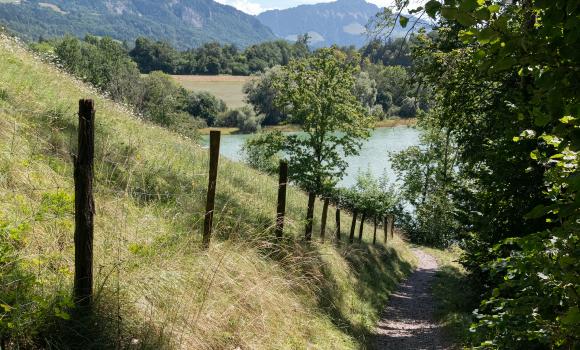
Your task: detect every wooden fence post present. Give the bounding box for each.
[373,218,377,245]
[305,192,316,241]
[74,99,95,308]
[358,213,366,242]
[384,215,388,244]
[335,208,341,241]
[275,161,288,238]
[203,130,221,248]
[320,198,329,242]
[391,214,396,239]
[349,211,358,243]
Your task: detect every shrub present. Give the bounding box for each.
[216,107,263,133]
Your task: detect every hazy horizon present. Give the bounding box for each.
[214,0,425,15]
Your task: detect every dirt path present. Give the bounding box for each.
[374,249,451,350]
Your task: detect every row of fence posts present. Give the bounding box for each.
[71,99,395,309]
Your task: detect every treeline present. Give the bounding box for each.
[31,34,426,132]
[129,36,413,76]
[32,36,263,134]
[130,36,310,75]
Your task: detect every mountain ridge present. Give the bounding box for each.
[257,0,424,48]
[0,0,275,48]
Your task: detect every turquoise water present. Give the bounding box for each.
[202,126,421,188]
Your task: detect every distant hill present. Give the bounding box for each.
[257,0,426,48]
[0,0,275,48]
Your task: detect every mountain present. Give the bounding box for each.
[0,0,275,48]
[257,0,425,48]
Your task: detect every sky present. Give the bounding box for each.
[214,0,402,15]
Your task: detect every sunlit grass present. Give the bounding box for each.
[0,33,417,349]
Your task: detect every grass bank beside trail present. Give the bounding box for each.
[0,34,416,349]
[423,246,477,347]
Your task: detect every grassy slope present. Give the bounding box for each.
[0,34,416,349]
[422,246,476,347]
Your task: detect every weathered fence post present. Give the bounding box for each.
[335,208,341,241]
[203,130,221,248]
[373,218,377,245]
[320,198,329,242]
[275,161,288,238]
[358,213,366,242]
[384,215,388,244]
[305,193,316,241]
[74,99,95,308]
[349,211,358,243]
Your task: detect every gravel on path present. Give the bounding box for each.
[374,249,451,350]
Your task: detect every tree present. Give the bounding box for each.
[264,48,373,240]
[243,66,288,125]
[386,0,580,347]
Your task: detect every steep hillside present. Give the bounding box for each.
[0,33,416,348]
[0,0,275,48]
[257,0,426,48]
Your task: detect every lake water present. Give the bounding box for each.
[202,126,421,188]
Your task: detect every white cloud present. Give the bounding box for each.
[215,0,269,15]
[216,0,426,15]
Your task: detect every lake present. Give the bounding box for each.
[202,126,421,188]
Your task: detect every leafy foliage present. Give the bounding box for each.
[270,48,374,194]
[388,0,580,347]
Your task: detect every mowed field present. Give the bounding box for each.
[172,75,251,109]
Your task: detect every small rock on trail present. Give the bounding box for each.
[374,249,452,350]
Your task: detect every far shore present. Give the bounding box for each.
[199,118,417,135]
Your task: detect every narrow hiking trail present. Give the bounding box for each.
[375,249,451,350]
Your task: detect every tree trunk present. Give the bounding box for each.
[305,192,316,241]
[320,198,329,242]
[335,208,341,241]
[384,215,388,244]
[349,211,358,243]
[358,213,366,242]
[373,218,377,245]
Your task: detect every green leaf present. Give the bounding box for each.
[560,115,576,124]
[534,112,551,127]
[525,204,546,219]
[456,11,477,26]
[409,6,424,14]
[459,0,479,11]
[425,0,442,18]
[477,27,499,44]
[400,15,409,28]
[474,7,491,21]
[561,307,580,326]
[441,6,459,20]
[488,4,501,13]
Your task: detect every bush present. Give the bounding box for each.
[216,107,263,133]
[183,91,227,126]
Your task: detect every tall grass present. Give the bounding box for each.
[0,33,416,349]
